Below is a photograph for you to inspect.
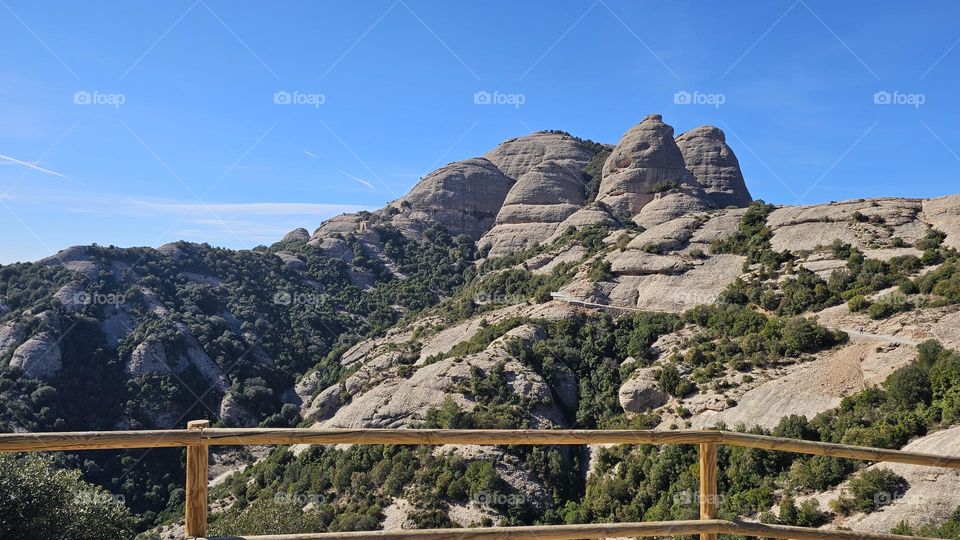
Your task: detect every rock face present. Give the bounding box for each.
[281,227,310,243]
[483,132,597,181]
[634,184,715,229]
[9,333,62,379]
[597,114,701,216]
[619,367,669,413]
[386,158,515,240]
[481,162,587,257]
[675,126,752,208]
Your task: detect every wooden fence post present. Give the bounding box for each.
[185,420,209,538]
[699,442,718,540]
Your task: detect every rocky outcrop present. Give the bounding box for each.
[597,114,701,216]
[281,227,310,243]
[768,198,927,252]
[484,131,597,181]
[923,194,960,249]
[274,251,306,271]
[9,332,62,379]
[219,392,256,427]
[675,126,751,208]
[309,214,363,242]
[633,185,714,229]
[318,324,564,429]
[619,367,668,413]
[481,162,587,257]
[125,332,228,391]
[0,320,29,356]
[386,158,515,240]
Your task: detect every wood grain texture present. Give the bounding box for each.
[185,420,209,538]
[199,519,944,540]
[200,519,726,539]
[717,431,960,469]
[199,428,724,447]
[0,430,199,452]
[698,443,718,540]
[2,427,958,470]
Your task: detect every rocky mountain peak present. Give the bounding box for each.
[304,115,754,257]
[386,157,515,240]
[676,125,752,209]
[596,114,702,216]
[483,131,598,181]
[280,227,310,243]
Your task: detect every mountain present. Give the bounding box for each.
[3,115,960,538]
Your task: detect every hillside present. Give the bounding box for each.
[3,114,960,538]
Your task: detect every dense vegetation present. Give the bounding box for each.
[0,223,477,530]
[0,454,135,539]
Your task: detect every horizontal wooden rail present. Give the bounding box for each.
[200,519,943,540]
[0,429,199,452]
[3,427,959,469]
[3,424,955,540]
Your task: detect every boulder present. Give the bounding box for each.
[315,237,353,262]
[127,340,171,376]
[275,251,306,271]
[675,126,752,208]
[219,392,256,427]
[9,332,62,379]
[619,367,669,413]
[386,157,515,240]
[597,114,699,216]
[281,227,310,243]
[303,385,341,422]
[0,321,28,355]
[309,214,363,242]
[634,185,714,229]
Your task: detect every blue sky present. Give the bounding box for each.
[1,1,959,263]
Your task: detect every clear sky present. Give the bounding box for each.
[2,1,959,263]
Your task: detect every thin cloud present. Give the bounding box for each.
[131,199,370,215]
[0,154,67,178]
[337,169,375,189]
[303,150,319,159]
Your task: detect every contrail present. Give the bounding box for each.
[338,168,374,189]
[0,154,67,178]
[303,150,319,159]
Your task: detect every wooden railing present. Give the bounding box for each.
[1,424,956,540]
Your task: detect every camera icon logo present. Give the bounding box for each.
[474,91,492,105]
[673,90,692,105]
[873,91,892,105]
[73,91,92,105]
[273,291,292,305]
[274,91,292,105]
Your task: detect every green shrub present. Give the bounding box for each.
[848,295,871,312]
[832,468,907,514]
[0,454,134,539]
